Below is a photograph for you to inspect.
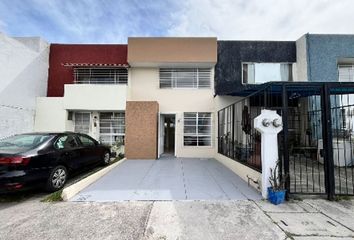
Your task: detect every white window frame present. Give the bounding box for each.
[183,112,212,147]
[159,68,211,89]
[74,112,91,135]
[242,62,293,84]
[338,64,354,82]
[99,112,125,145]
[74,67,128,84]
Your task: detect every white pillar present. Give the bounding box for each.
[254,109,283,198]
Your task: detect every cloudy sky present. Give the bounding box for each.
[0,0,353,43]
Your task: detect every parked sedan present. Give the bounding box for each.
[0,132,111,193]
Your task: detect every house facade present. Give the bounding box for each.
[214,34,354,197]
[34,38,218,160]
[2,32,354,195]
[34,44,128,147]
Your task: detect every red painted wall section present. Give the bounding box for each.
[48,44,128,97]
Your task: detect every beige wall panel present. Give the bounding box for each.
[128,37,217,65]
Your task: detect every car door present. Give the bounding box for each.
[54,134,83,170]
[77,134,101,166]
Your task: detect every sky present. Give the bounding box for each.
[0,0,353,43]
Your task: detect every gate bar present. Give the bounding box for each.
[321,84,335,200]
[281,84,290,199]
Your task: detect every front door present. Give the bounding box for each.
[158,114,175,157]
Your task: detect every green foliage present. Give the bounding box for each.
[269,160,288,191]
[41,190,63,202]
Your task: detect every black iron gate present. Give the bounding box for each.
[280,83,354,199]
[217,82,354,199]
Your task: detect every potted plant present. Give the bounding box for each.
[268,160,288,205]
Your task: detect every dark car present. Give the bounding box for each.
[0,132,111,193]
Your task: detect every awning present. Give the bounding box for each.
[227,81,354,97]
[62,63,130,68]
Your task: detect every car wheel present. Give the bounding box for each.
[46,165,68,192]
[102,152,111,165]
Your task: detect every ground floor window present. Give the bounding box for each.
[74,112,90,135]
[99,112,125,145]
[183,112,212,146]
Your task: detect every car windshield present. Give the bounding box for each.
[0,134,52,153]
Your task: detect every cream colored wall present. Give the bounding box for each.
[214,95,242,111]
[215,153,261,191]
[129,67,215,158]
[63,84,127,111]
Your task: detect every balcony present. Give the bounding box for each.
[63,84,127,111]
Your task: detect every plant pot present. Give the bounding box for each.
[267,187,286,205]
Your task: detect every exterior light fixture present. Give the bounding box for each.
[262,118,271,127]
[272,118,282,128]
[93,116,98,127]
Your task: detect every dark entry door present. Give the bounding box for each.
[164,115,175,154]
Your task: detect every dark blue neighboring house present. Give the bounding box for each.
[215,34,354,199]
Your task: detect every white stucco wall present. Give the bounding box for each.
[34,84,127,139]
[129,67,216,158]
[295,35,308,82]
[63,84,127,111]
[0,33,49,138]
[34,97,72,132]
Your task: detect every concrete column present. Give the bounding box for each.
[254,109,283,198]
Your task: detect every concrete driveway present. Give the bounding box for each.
[71,157,261,201]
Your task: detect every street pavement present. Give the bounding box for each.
[0,196,353,240]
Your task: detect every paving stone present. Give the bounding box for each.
[0,201,153,240]
[144,201,286,240]
[268,212,354,237]
[294,237,354,240]
[255,200,310,213]
[304,199,354,231]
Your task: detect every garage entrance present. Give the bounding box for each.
[70,157,261,201]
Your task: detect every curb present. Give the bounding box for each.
[61,158,126,201]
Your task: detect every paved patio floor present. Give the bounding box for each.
[71,157,262,201]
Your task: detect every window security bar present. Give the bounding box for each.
[160,68,211,89]
[74,67,128,84]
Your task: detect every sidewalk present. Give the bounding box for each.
[0,198,353,240]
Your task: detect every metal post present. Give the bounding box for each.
[321,84,335,200]
[217,111,220,153]
[282,84,290,200]
[232,104,235,159]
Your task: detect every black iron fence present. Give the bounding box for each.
[218,82,354,199]
[218,85,283,172]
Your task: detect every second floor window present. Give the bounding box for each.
[159,68,211,89]
[243,63,293,84]
[338,64,354,82]
[74,67,128,84]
